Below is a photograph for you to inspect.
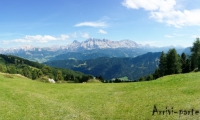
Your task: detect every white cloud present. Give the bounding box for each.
[192,35,200,38]
[60,35,70,40]
[137,40,191,47]
[98,29,107,34]
[81,33,90,38]
[122,0,176,12]
[122,0,200,27]
[2,34,69,44]
[137,40,162,46]
[75,21,107,27]
[3,39,32,45]
[150,9,200,27]
[25,35,57,43]
[165,35,173,38]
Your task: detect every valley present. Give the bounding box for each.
[0,39,189,81]
[45,52,161,80]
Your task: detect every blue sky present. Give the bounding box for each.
[1,0,200,48]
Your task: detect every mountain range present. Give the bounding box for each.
[0,39,190,80]
[0,38,187,62]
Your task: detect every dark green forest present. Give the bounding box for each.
[45,52,161,80]
[0,54,93,83]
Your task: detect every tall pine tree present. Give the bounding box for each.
[165,48,182,75]
[181,52,187,73]
[191,38,200,70]
[185,58,191,72]
[153,68,160,79]
[159,51,166,76]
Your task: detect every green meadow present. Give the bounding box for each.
[1,72,200,120]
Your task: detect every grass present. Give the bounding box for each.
[1,72,200,119]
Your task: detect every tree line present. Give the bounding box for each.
[0,54,94,83]
[138,38,200,81]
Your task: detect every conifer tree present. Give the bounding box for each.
[185,58,191,72]
[181,52,187,73]
[0,64,3,72]
[32,70,38,80]
[159,51,166,76]
[191,38,200,70]
[146,74,153,81]
[153,68,160,79]
[165,48,182,75]
[56,70,63,81]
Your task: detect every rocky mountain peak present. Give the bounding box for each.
[72,38,141,50]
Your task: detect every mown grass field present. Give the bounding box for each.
[1,72,200,120]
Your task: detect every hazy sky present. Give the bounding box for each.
[1,0,200,48]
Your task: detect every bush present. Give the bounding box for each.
[38,77,49,83]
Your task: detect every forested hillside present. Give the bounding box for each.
[45,52,161,80]
[0,54,92,83]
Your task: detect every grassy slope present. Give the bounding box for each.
[1,72,200,120]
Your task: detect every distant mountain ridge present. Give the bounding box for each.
[0,39,142,53]
[66,39,141,51]
[1,38,185,53]
[0,38,187,62]
[48,48,149,61]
